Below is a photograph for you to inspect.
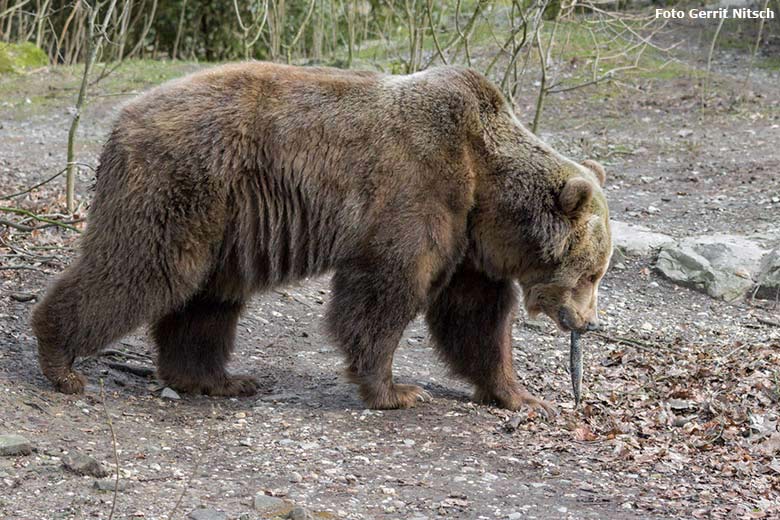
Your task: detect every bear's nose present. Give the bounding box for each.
[585,321,600,332]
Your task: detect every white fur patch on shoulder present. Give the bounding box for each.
[587,214,601,229]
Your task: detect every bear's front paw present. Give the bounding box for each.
[202,374,260,397]
[475,385,556,419]
[361,383,432,410]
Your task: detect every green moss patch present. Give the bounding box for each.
[0,42,49,74]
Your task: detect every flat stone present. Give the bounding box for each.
[656,234,768,301]
[93,478,127,491]
[160,387,181,400]
[523,319,547,332]
[0,434,32,456]
[287,506,314,520]
[63,453,108,477]
[610,220,675,258]
[188,508,227,520]
[755,247,780,299]
[253,493,291,514]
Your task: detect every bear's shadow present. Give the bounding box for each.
[61,353,473,412]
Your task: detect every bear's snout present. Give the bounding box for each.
[557,305,595,333]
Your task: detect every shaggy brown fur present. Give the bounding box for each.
[32,62,611,412]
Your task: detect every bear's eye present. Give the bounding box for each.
[588,274,599,284]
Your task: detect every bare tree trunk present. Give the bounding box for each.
[345,0,356,67]
[743,0,770,90]
[703,17,724,107]
[127,0,157,58]
[66,0,117,213]
[312,0,324,60]
[172,0,188,60]
[531,23,547,134]
[284,0,315,63]
[34,0,52,48]
[115,0,132,61]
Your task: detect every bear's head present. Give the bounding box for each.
[468,146,612,334]
[519,160,611,333]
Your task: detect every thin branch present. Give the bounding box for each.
[703,17,725,107]
[757,317,780,328]
[1,167,67,200]
[592,331,662,353]
[0,266,51,273]
[743,0,770,90]
[0,219,36,232]
[546,65,636,94]
[0,207,81,233]
[167,420,215,520]
[531,19,548,134]
[100,379,120,520]
[106,362,154,377]
[425,0,447,65]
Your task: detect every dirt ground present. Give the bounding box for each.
[1,21,779,520]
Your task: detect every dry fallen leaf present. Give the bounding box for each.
[574,425,598,441]
[759,434,780,457]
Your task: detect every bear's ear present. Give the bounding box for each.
[582,159,606,186]
[559,178,594,218]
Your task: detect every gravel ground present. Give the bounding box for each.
[1,21,779,520]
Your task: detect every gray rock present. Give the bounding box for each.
[755,247,780,299]
[160,387,181,400]
[188,508,227,520]
[610,220,675,258]
[63,453,108,477]
[656,234,767,301]
[287,506,314,520]
[253,493,290,514]
[522,319,546,332]
[93,478,127,491]
[0,434,32,456]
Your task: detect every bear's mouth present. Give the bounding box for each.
[556,306,597,334]
[557,307,579,332]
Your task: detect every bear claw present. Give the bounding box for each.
[475,385,557,419]
[362,383,431,409]
[204,374,259,397]
[50,370,87,394]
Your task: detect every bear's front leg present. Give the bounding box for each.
[425,263,556,418]
[152,295,259,397]
[327,267,430,409]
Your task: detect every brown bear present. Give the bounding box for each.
[32,62,611,414]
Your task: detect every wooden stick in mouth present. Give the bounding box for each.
[570,330,583,407]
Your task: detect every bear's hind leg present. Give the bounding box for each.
[425,264,555,417]
[32,262,92,393]
[32,255,183,394]
[152,295,258,397]
[327,268,429,409]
